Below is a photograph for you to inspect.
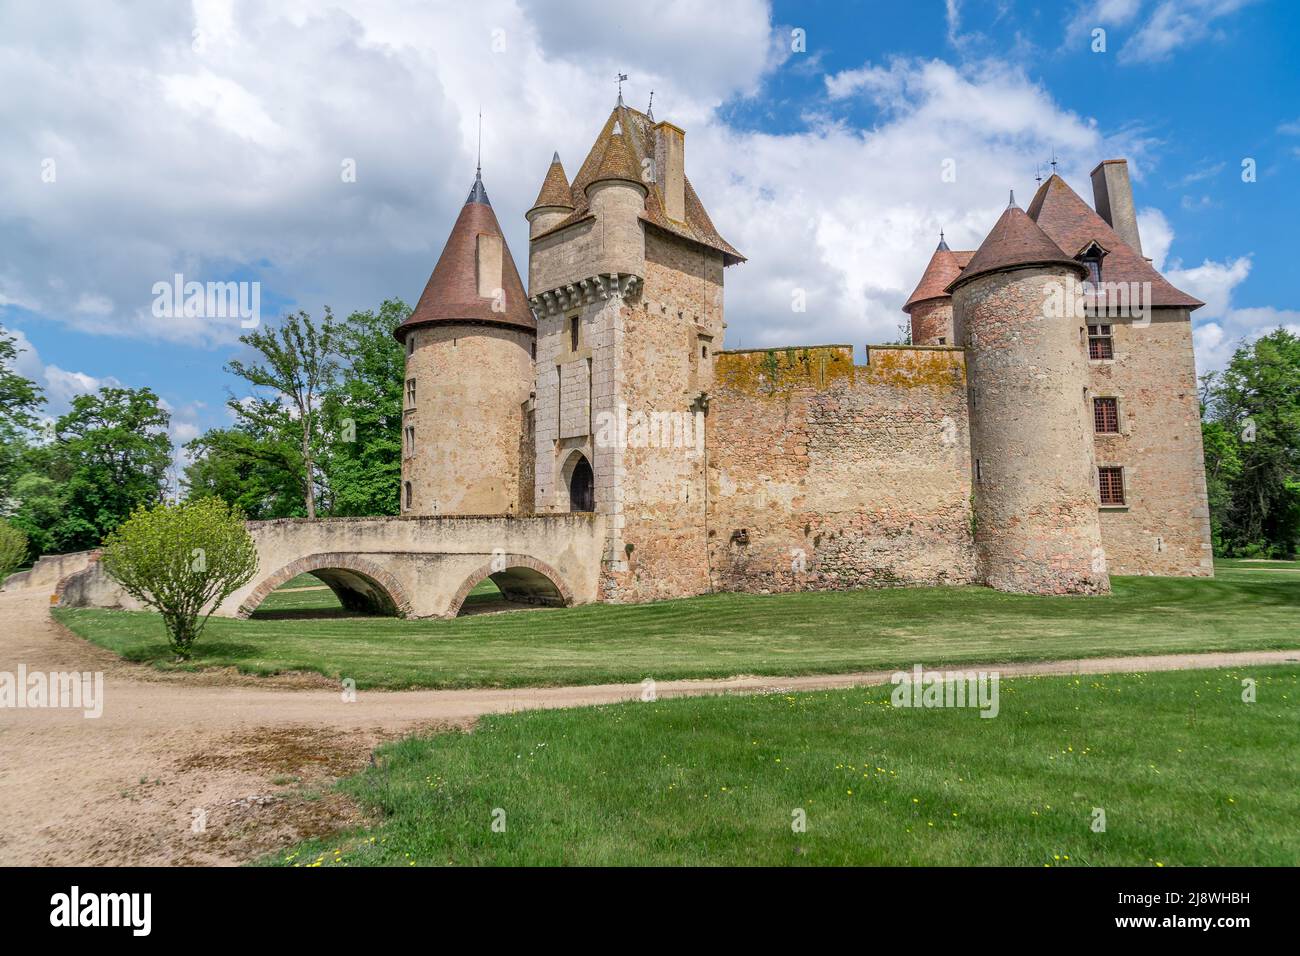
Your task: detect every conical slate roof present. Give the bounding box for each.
[532,103,744,264]
[1026,174,1203,308]
[530,152,573,211]
[947,203,1085,294]
[903,239,973,312]
[589,120,643,189]
[394,172,534,340]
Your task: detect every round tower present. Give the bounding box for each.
[393,168,535,516]
[525,151,574,241]
[584,119,648,278]
[950,198,1109,595]
[902,234,961,346]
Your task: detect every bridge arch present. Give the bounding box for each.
[237,553,412,619]
[447,554,573,617]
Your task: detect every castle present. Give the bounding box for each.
[391,98,1215,602]
[35,100,1215,618]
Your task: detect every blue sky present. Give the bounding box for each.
[2,0,1296,476]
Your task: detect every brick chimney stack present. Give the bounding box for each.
[1090,159,1143,257]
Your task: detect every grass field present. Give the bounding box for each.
[266,664,1300,866]
[52,562,1300,689]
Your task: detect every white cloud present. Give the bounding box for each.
[1165,255,1251,320]
[0,0,780,352]
[1153,226,1297,372]
[1120,0,1256,64]
[1,1,1284,398]
[1,326,121,416]
[710,57,1146,351]
[1136,206,1173,271]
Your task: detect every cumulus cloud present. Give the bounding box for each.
[2,327,121,416]
[708,56,1149,351]
[1152,228,1299,371]
[1,0,1286,394]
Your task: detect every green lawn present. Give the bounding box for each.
[52,562,1300,690]
[267,664,1300,866]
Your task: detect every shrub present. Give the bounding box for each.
[0,520,28,580]
[101,498,258,659]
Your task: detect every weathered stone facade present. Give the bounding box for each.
[707,345,975,593]
[908,298,954,347]
[401,322,533,516]
[36,109,1217,622]
[1087,308,1214,576]
[956,264,1109,595]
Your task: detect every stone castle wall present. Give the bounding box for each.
[957,267,1109,595]
[705,345,975,593]
[1088,308,1214,576]
[401,322,534,516]
[909,298,954,346]
[596,228,726,603]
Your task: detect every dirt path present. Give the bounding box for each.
[1,588,1296,866]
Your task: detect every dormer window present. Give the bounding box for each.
[1077,241,1106,286]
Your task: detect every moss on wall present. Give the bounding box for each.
[714,345,856,396]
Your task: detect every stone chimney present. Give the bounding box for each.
[654,120,686,223]
[1090,159,1142,257]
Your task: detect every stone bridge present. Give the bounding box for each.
[42,513,606,620]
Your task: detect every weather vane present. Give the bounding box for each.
[1035,163,1043,186]
[1049,149,1059,174]
[617,72,628,105]
[647,90,654,119]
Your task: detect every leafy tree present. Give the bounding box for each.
[225,310,339,518]
[100,498,258,660]
[0,326,46,508]
[6,473,65,558]
[1201,329,1300,558]
[184,424,307,520]
[0,519,28,579]
[320,299,408,516]
[47,387,172,552]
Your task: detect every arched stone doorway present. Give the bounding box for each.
[565,452,595,513]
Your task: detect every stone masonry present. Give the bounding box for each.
[34,107,1216,622]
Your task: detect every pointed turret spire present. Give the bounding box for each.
[530,152,574,211]
[466,111,491,205]
[465,167,490,206]
[395,163,533,341]
[1008,189,1017,208]
[588,117,642,191]
[936,230,950,252]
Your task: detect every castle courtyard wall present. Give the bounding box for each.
[705,345,976,593]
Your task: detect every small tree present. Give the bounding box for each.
[0,520,28,580]
[100,498,258,660]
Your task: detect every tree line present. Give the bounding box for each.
[1,313,1297,574]
[0,300,408,571]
